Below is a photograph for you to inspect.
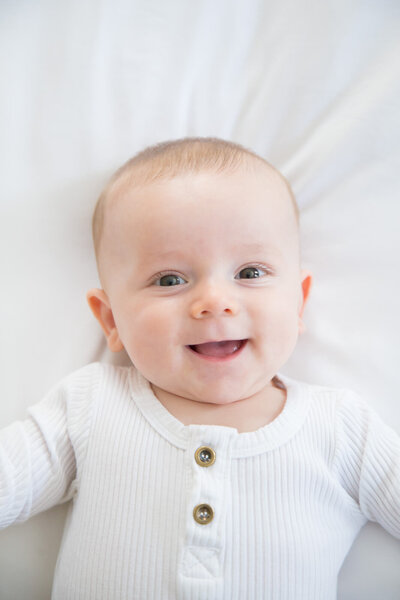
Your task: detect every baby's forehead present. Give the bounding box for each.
[106,167,298,257]
[106,161,295,223]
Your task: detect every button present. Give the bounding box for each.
[194,446,216,467]
[193,503,214,524]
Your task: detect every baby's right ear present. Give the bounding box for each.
[86,288,124,352]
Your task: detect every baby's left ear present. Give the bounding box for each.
[298,270,313,334]
[86,288,124,352]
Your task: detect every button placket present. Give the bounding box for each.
[179,426,236,584]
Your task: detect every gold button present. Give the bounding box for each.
[193,503,214,524]
[194,446,216,467]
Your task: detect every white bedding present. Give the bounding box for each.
[1,1,399,598]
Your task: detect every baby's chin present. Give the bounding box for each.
[157,380,272,407]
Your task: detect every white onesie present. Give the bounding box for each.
[1,362,399,599]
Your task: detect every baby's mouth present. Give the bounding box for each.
[188,339,247,358]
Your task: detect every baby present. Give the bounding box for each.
[1,137,399,600]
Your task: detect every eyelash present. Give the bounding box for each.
[151,264,272,286]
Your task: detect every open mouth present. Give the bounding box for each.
[187,339,248,360]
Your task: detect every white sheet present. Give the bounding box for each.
[1,1,399,597]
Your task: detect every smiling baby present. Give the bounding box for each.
[1,137,399,600]
[87,137,312,433]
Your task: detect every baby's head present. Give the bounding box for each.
[87,137,312,405]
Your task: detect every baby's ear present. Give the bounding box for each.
[86,288,124,352]
[298,270,313,334]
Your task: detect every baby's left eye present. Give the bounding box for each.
[155,274,186,286]
[236,266,266,279]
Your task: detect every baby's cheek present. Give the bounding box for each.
[257,294,299,342]
[121,302,175,364]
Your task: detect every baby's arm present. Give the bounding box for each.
[334,391,400,538]
[0,364,95,528]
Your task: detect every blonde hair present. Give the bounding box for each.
[92,137,299,269]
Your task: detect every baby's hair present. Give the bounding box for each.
[92,137,299,272]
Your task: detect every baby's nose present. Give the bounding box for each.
[189,285,240,319]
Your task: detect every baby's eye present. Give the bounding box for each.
[236,266,266,279]
[155,274,186,286]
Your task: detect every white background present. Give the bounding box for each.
[0,0,399,598]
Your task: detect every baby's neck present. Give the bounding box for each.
[150,381,286,433]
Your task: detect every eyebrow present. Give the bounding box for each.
[142,242,280,262]
[240,242,269,252]
[240,242,282,258]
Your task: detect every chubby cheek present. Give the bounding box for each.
[255,293,300,354]
[114,298,179,376]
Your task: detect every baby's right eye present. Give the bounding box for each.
[154,273,186,286]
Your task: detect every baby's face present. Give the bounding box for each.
[95,165,311,405]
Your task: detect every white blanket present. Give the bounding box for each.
[1,1,399,598]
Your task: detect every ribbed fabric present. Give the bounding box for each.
[1,362,400,599]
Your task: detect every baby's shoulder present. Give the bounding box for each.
[45,362,135,408]
[297,378,378,439]
[285,375,373,433]
[296,377,365,411]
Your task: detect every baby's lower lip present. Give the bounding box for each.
[186,339,248,362]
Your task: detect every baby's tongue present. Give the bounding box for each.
[192,340,241,357]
